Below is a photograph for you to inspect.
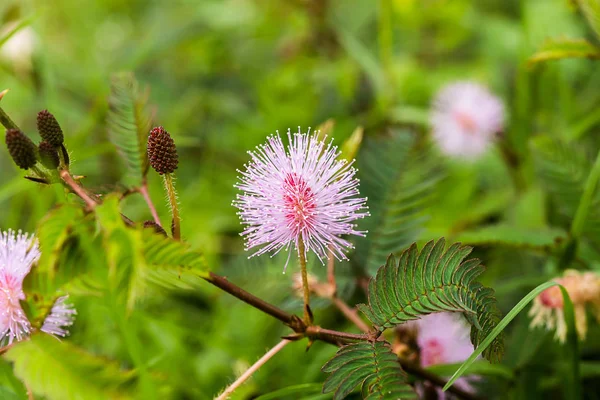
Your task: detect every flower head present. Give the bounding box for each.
[430,81,505,159]
[394,313,478,399]
[41,296,77,337]
[147,126,178,175]
[529,270,600,342]
[0,230,40,344]
[233,128,369,266]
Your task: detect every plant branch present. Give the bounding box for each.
[0,105,19,131]
[203,272,303,330]
[139,181,163,227]
[215,339,291,400]
[305,325,370,342]
[59,169,97,209]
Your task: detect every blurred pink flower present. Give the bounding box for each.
[41,296,77,338]
[233,128,369,268]
[410,313,478,398]
[0,230,39,344]
[431,81,505,159]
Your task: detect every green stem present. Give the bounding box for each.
[298,237,312,324]
[571,148,600,238]
[163,173,181,239]
[0,105,19,131]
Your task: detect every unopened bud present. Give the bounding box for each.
[5,129,37,169]
[37,110,64,146]
[38,141,60,169]
[143,221,167,236]
[147,126,178,175]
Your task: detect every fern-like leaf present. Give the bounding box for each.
[107,72,152,186]
[357,239,504,362]
[322,341,416,400]
[354,130,442,274]
[5,334,135,400]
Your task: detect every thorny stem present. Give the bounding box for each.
[139,181,163,227]
[215,339,291,400]
[59,169,97,209]
[163,173,181,239]
[297,237,312,325]
[305,325,370,342]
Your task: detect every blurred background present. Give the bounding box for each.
[2,0,600,398]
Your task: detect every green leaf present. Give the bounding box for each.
[358,239,504,362]
[5,334,135,400]
[531,137,600,239]
[355,131,443,274]
[107,72,152,186]
[321,340,416,400]
[455,223,566,249]
[95,196,208,310]
[443,281,579,398]
[528,37,600,66]
[576,0,600,40]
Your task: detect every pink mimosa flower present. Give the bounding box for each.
[233,128,369,268]
[0,230,40,344]
[41,296,77,337]
[431,81,505,159]
[410,313,479,399]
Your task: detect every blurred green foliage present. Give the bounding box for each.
[2,0,600,398]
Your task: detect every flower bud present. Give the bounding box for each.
[37,110,64,146]
[143,220,167,236]
[5,129,37,169]
[147,126,178,175]
[38,141,60,169]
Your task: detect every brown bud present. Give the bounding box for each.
[143,221,167,236]
[6,129,37,169]
[37,110,64,146]
[38,141,60,169]
[147,126,178,175]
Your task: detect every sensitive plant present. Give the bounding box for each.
[1,0,600,398]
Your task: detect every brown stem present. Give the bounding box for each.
[203,272,303,330]
[139,182,162,227]
[305,325,370,342]
[215,339,291,400]
[399,360,480,400]
[59,170,97,209]
[331,297,371,333]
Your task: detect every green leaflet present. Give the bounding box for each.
[354,131,442,275]
[576,0,600,40]
[357,239,504,362]
[528,37,600,66]
[107,72,152,186]
[531,137,600,241]
[321,341,416,400]
[95,196,208,310]
[5,334,136,400]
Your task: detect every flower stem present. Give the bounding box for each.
[0,105,19,131]
[163,173,181,239]
[139,181,162,227]
[59,169,97,209]
[297,237,312,325]
[215,339,291,400]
